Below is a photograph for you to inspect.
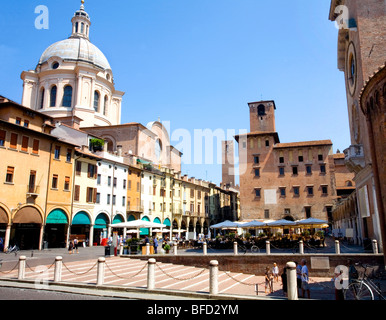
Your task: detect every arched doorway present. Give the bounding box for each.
[71,211,91,246]
[94,213,110,245]
[12,206,43,250]
[0,206,9,251]
[45,209,69,248]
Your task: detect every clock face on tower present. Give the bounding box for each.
[347,42,357,96]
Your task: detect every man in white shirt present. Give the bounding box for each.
[301,259,310,299]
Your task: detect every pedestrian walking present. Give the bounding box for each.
[301,259,310,299]
[68,240,74,254]
[74,237,79,253]
[265,266,273,293]
[153,237,158,254]
[281,267,288,297]
[296,261,302,297]
[272,263,279,282]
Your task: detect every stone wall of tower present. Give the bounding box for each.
[248,101,276,132]
[222,140,235,187]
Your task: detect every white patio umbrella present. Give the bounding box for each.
[210,220,240,229]
[240,220,267,228]
[295,218,328,228]
[266,219,296,227]
[152,229,170,233]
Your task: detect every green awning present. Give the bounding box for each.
[46,209,68,224]
[136,159,152,164]
[95,214,109,229]
[113,215,124,224]
[163,218,171,227]
[153,217,161,224]
[140,216,150,235]
[72,212,91,225]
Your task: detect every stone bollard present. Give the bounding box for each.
[96,257,105,286]
[209,260,219,295]
[286,262,298,300]
[147,258,156,290]
[335,240,340,254]
[299,240,304,254]
[203,242,207,255]
[18,256,26,280]
[266,241,271,255]
[372,240,378,254]
[119,245,124,255]
[146,243,150,255]
[173,242,178,255]
[54,256,63,283]
[233,242,238,255]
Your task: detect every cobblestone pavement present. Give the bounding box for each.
[0,254,338,300]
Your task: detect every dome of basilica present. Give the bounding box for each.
[38,37,111,71]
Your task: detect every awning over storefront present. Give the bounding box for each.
[72,211,91,225]
[13,206,42,224]
[46,209,68,224]
[94,213,109,229]
[112,215,124,224]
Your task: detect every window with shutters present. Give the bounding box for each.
[87,163,97,178]
[5,166,14,183]
[21,136,29,152]
[64,176,70,191]
[75,160,82,176]
[54,146,61,160]
[74,185,80,201]
[32,139,39,154]
[0,130,6,147]
[52,174,58,189]
[10,133,17,149]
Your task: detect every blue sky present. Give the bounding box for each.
[0,0,349,185]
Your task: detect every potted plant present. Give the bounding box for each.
[90,138,105,152]
[163,243,171,253]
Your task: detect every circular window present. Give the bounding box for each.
[346,43,357,96]
[52,62,60,70]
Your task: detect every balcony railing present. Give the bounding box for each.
[27,185,39,196]
[127,206,144,212]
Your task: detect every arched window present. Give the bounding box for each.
[257,104,265,116]
[94,91,100,112]
[63,86,73,107]
[75,22,79,33]
[39,88,45,109]
[50,86,57,107]
[81,22,84,34]
[103,95,108,116]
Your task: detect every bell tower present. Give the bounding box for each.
[248,100,276,132]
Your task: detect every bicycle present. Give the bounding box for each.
[344,263,386,300]
[5,244,20,255]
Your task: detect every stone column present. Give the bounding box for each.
[335,240,340,254]
[96,257,105,286]
[209,260,219,295]
[89,224,94,247]
[299,240,304,254]
[18,256,26,280]
[147,258,156,290]
[54,256,63,283]
[203,242,207,255]
[372,240,379,254]
[233,242,238,255]
[266,240,271,255]
[3,224,11,252]
[286,262,298,300]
